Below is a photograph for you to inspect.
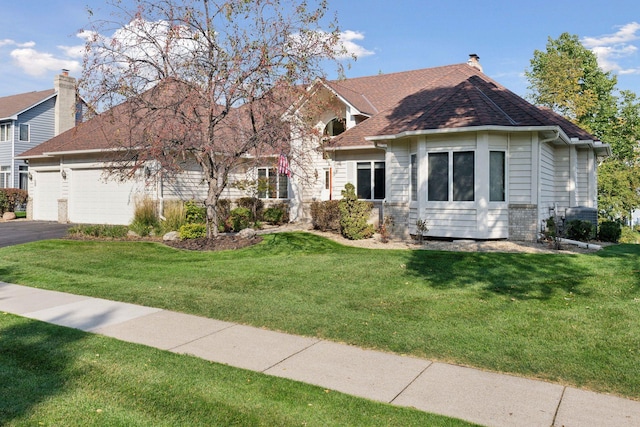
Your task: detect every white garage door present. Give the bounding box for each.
[69,169,141,225]
[32,171,61,221]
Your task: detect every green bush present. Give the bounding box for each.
[185,200,206,224]
[263,207,285,225]
[619,227,640,244]
[67,224,129,238]
[0,188,28,214]
[339,183,374,240]
[236,197,264,221]
[178,223,206,239]
[229,207,252,232]
[564,219,594,241]
[310,200,341,232]
[599,221,622,243]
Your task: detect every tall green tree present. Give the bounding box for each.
[526,33,640,222]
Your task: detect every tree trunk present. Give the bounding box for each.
[206,187,219,239]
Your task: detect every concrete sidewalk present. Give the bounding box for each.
[1,282,638,427]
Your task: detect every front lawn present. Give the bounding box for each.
[1,232,639,399]
[0,314,471,426]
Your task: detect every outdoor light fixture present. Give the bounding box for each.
[28,172,33,181]
[61,170,67,179]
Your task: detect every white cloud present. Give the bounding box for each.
[582,22,640,75]
[339,30,374,59]
[0,39,36,48]
[10,48,81,77]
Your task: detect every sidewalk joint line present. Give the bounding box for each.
[167,321,239,351]
[261,339,322,373]
[552,386,567,426]
[389,361,434,404]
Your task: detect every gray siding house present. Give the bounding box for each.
[0,71,79,189]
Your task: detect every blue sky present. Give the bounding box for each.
[1,0,639,100]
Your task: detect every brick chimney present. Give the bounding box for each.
[54,69,77,135]
[467,54,483,73]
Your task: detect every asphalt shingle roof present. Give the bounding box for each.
[326,63,597,147]
[0,89,55,119]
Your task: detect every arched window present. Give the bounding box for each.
[323,118,345,137]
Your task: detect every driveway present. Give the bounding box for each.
[0,221,73,248]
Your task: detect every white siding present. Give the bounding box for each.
[554,146,570,209]
[508,135,532,203]
[387,140,410,204]
[539,141,555,219]
[576,148,590,206]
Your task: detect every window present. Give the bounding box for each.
[0,124,10,142]
[323,118,345,137]
[453,151,474,201]
[427,151,475,202]
[257,167,288,199]
[19,124,29,141]
[0,166,10,188]
[356,161,385,200]
[490,151,505,202]
[428,153,448,201]
[19,165,29,190]
[410,154,418,201]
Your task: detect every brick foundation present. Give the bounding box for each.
[508,204,538,241]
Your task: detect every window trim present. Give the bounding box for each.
[427,150,476,203]
[489,150,506,202]
[257,167,289,200]
[356,161,385,201]
[0,166,10,188]
[0,123,10,142]
[19,123,29,142]
[410,153,418,202]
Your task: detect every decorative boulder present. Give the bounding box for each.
[127,230,140,238]
[163,231,180,241]
[238,228,257,239]
[2,212,16,220]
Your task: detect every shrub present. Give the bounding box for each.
[236,197,263,220]
[229,207,252,232]
[185,200,206,224]
[620,227,640,244]
[179,223,207,239]
[0,188,28,214]
[310,200,341,232]
[161,200,187,233]
[67,224,129,238]
[564,219,594,241]
[599,221,622,243]
[263,207,285,225]
[339,183,374,240]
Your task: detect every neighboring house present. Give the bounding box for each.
[19,56,610,241]
[0,71,81,191]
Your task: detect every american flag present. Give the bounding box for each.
[278,153,291,177]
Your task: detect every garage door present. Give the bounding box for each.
[69,169,142,225]
[32,171,61,221]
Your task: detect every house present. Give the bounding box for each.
[0,71,81,191]
[19,56,610,241]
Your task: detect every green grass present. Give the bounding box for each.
[0,314,473,426]
[1,232,639,401]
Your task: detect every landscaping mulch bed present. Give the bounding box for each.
[164,235,263,251]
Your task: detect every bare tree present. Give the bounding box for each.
[81,0,345,237]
